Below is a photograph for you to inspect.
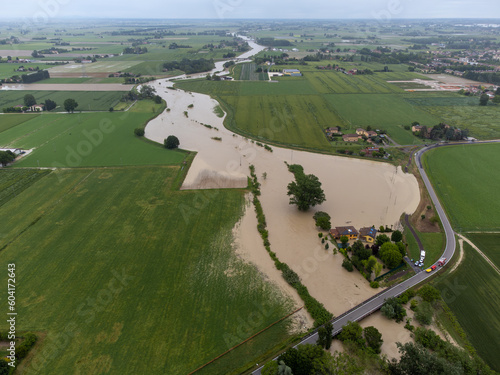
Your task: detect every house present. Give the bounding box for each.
[412,125,423,132]
[359,227,377,243]
[282,69,302,77]
[342,134,361,142]
[330,226,359,240]
[325,127,340,136]
[356,128,366,136]
[362,147,380,156]
[367,131,377,138]
[30,104,45,112]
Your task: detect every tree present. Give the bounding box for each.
[139,85,156,99]
[317,321,333,349]
[0,150,16,166]
[0,359,9,375]
[375,234,390,247]
[352,240,371,260]
[379,242,403,268]
[479,93,489,106]
[391,230,403,243]
[363,326,383,353]
[164,135,180,149]
[313,351,363,375]
[342,258,354,272]
[382,297,406,322]
[340,235,349,248]
[24,94,36,107]
[278,361,292,375]
[278,344,325,375]
[287,173,326,211]
[418,284,441,303]
[44,98,57,111]
[313,211,331,230]
[261,360,278,375]
[396,241,406,257]
[365,256,378,273]
[134,128,145,137]
[338,321,365,348]
[63,98,78,113]
[389,342,462,375]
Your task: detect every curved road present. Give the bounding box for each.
[252,144,459,374]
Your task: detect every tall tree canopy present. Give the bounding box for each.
[287,173,326,211]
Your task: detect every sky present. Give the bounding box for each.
[2,0,500,20]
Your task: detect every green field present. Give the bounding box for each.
[239,63,268,81]
[423,143,500,231]
[466,233,500,269]
[324,94,439,144]
[0,113,39,133]
[0,167,294,374]
[0,109,186,168]
[405,229,444,268]
[434,242,500,371]
[0,90,125,112]
[0,169,50,207]
[0,63,55,79]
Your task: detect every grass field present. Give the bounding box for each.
[0,169,50,207]
[405,229,444,268]
[434,242,500,371]
[222,94,337,150]
[0,90,124,112]
[0,109,186,168]
[0,167,294,374]
[324,94,438,144]
[47,61,142,74]
[423,143,500,231]
[0,113,39,133]
[176,80,434,147]
[465,233,500,269]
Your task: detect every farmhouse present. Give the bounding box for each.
[330,226,359,240]
[359,227,377,243]
[412,124,423,132]
[282,69,302,77]
[342,134,361,142]
[325,127,340,136]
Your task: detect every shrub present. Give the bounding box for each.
[370,281,379,288]
[342,258,354,272]
[415,301,433,325]
[418,284,441,303]
[134,128,145,137]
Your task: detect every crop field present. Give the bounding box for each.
[0,167,294,374]
[466,233,500,269]
[324,94,438,144]
[0,63,53,79]
[222,94,337,150]
[0,169,50,207]
[0,113,39,133]
[305,71,405,94]
[418,104,500,140]
[239,63,268,81]
[1,110,186,168]
[0,90,124,112]
[47,61,142,74]
[434,242,500,371]
[423,143,500,231]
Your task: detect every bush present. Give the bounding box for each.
[313,211,331,230]
[342,258,354,272]
[418,284,441,303]
[415,301,433,325]
[134,128,145,137]
[370,281,379,288]
[391,230,403,242]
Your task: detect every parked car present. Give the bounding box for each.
[426,265,437,273]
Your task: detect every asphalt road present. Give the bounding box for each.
[251,143,462,375]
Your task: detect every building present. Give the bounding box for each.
[359,227,377,243]
[342,134,361,142]
[412,125,423,132]
[282,69,302,77]
[356,128,366,136]
[325,127,340,136]
[330,226,359,240]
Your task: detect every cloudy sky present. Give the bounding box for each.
[2,0,500,20]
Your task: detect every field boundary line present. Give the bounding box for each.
[457,233,500,275]
[187,306,304,375]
